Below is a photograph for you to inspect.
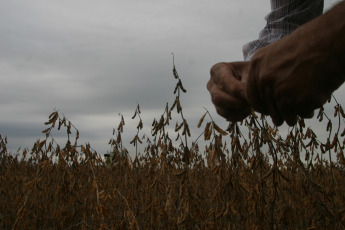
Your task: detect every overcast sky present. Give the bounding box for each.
[1,0,343,156]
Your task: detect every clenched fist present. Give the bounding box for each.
[207,62,251,122]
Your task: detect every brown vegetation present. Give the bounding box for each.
[1,60,345,229]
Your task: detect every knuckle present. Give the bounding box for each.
[210,62,227,75]
[206,80,212,90]
[210,91,222,106]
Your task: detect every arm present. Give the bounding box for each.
[208,0,324,123]
[246,1,345,126]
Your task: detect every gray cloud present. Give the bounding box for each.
[1,0,343,155]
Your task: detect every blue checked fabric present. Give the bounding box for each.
[243,0,324,61]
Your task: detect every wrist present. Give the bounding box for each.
[295,1,345,88]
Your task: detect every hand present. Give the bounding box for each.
[245,2,345,126]
[246,34,342,126]
[207,62,251,122]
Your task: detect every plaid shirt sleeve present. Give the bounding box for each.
[242,0,324,61]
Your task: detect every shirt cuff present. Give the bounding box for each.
[242,0,324,61]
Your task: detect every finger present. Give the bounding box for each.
[246,66,266,114]
[263,86,284,126]
[221,73,247,99]
[270,110,284,127]
[298,110,314,119]
[295,99,320,119]
[215,105,251,122]
[209,88,249,110]
[277,97,298,126]
[284,114,298,126]
[210,62,248,100]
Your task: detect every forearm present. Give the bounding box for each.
[320,1,345,69]
[294,1,345,89]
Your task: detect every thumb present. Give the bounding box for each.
[223,77,247,101]
[246,69,266,114]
